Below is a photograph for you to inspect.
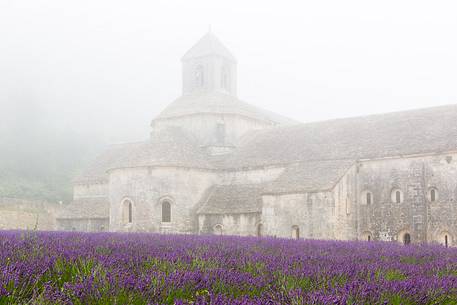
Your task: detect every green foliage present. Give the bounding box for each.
[384,269,407,281]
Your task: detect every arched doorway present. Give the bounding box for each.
[438,231,452,247]
[256,223,263,237]
[291,226,300,240]
[362,231,373,242]
[403,233,411,245]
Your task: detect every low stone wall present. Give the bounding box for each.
[0,197,59,231]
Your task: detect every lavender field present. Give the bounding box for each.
[0,231,456,304]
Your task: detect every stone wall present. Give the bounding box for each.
[0,197,59,231]
[357,153,457,245]
[57,218,108,232]
[333,165,358,240]
[108,166,219,233]
[198,213,260,236]
[261,192,336,239]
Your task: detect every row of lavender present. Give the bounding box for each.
[0,231,456,304]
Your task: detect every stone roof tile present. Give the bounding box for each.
[225,104,457,168]
[155,92,296,125]
[197,185,263,215]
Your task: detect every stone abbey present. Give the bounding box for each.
[52,32,457,246]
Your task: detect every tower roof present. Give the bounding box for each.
[154,91,296,125]
[182,32,236,62]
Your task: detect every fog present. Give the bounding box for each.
[1,0,456,143]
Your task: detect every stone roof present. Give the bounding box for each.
[182,32,236,62]
[263,160,355,194]
[74,142,142,183]
[107,127,214,170]
[56,197,109,219]
[225,104,457,168]
[77,104,457,193]
[197,185,263,215]
[155,91,296,125]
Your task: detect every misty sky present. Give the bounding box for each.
[1,0,456,143]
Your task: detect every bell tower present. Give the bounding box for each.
[181,31,237,96]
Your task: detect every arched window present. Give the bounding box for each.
[428,188,438,202]
[291,225,300,240]
[256,223,263,237]
[345,196,351,214]
[220,67,229,90]
[195,65,204,87]
[360,191,373,205]
[161,200,171,223]
[445,234,448,248]
[403,233,411,245]
[122,199,133,225]
[213,224,223,235]
[391,188,403,203]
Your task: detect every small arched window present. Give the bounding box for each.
[291,225,300,240]
[445,234,448,248]
[428,188,438,202]
[122,199,133,224]
[195,65,204,87]
[213,224,223,235]
[391,188,403,203]
[161,200,171,223]
[361,191,373,205]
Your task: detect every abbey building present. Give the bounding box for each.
[57,32,457,246]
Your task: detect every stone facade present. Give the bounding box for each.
[54,32,457,246]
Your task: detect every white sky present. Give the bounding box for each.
[1,0,456,143]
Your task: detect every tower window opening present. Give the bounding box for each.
[195,65,204,87]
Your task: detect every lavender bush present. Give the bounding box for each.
[0,231,456,304]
